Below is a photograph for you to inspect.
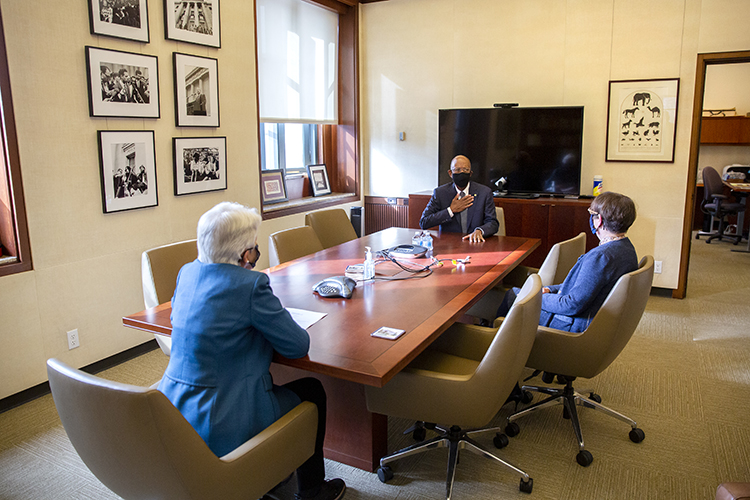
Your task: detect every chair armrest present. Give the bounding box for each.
[502,265,537,289]
[716,482,750,500]
[429,323,496,362]
[711,194,729,201]
[221,401,317,464]
[525,326,585,374]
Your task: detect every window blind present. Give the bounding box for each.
[256,0,338,124]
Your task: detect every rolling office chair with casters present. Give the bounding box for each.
[268,226,325,267]
[141,239,198,356]
[304,208,359,249]
[466,232,586,324]
[697,166,745,244]
[365,275,543,498]
[46,358,318,500]
[499,256,655,467]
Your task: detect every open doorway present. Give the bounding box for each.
[677,50,750,298]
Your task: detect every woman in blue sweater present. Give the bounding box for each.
[498,191,638,333]
[158,202,345,500]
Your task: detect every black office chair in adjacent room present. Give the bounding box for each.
[698,166,746,244]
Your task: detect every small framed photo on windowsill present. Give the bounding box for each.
[173,136,227,195]
[307,164,331,197]
[261,170,288,204]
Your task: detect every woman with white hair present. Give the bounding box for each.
[158,202,346,500]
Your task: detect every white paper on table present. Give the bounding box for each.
[287,308,327,330]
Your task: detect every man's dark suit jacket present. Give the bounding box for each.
[419,181,499,236]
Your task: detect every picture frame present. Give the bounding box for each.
[173,52,220,127]
[173,136,227,195]
[86,46,160,118]
[605,78,680,162]
[260,170,288,204]
[88,0,150,43]
[97,130,158,213]
[307,164,331,197]
[164,0,221,48]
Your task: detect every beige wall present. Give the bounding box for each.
[0,1,361,399]
[360,0,750,291]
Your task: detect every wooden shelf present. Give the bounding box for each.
[700,116,750,145]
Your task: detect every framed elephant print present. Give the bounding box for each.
[605,78,680,163]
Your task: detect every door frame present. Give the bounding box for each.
[676,50,750,299]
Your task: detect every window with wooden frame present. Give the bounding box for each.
[0,10,31,277]
[255,0,359,218]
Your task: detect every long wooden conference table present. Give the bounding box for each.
[123,227,539,471]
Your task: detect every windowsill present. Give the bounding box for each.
[262,192,358,219]
[0,255,17,265]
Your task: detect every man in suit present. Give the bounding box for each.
[420,155,499,242]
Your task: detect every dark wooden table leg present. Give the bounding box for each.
[270,364,387,472]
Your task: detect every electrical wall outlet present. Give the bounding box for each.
[67,329,80,350]
[654,261,663,274]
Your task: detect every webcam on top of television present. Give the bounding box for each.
[493,103,519,108]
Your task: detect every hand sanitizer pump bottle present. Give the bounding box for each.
[364,246,375,280]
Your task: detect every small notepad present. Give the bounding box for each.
[371,327,406,340]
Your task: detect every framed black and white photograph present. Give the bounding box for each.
[173,136,227,195]
[164,0,220,48]
[261,170,287,204]
[307,164,331,197]
[98,130,158,213]
[173,52,219,127]
[605,78,680,163]
[86,46,160,118]
[88,0,150,42]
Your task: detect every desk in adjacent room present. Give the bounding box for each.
[123,228,540,470]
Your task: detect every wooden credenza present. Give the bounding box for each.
[409,191,598,268]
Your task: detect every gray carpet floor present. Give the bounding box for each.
[1,235,749,499]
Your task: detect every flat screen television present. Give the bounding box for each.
[438,106,584,197]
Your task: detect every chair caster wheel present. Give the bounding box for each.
[521,390,534,404]
[505,421,520,437]
[377,466,394,483]
[412,427,426,441]
[519,477,533,494]
[588,392,602,403]
[576,450,593,467]
[541,372,555,384]
[629,427,645,443]
[494,433,509,449]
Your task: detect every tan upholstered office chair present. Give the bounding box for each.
[141,239,198,356]
[500,256,655,467]
[268,226,325,267]
[365,275,543,498]
[467,232,586,323]
[304,208,359,249]
[495,206,506,237]
[47,358,317,500]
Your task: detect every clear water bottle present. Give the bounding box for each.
[412,231,423,246]
[422,232,433,258]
